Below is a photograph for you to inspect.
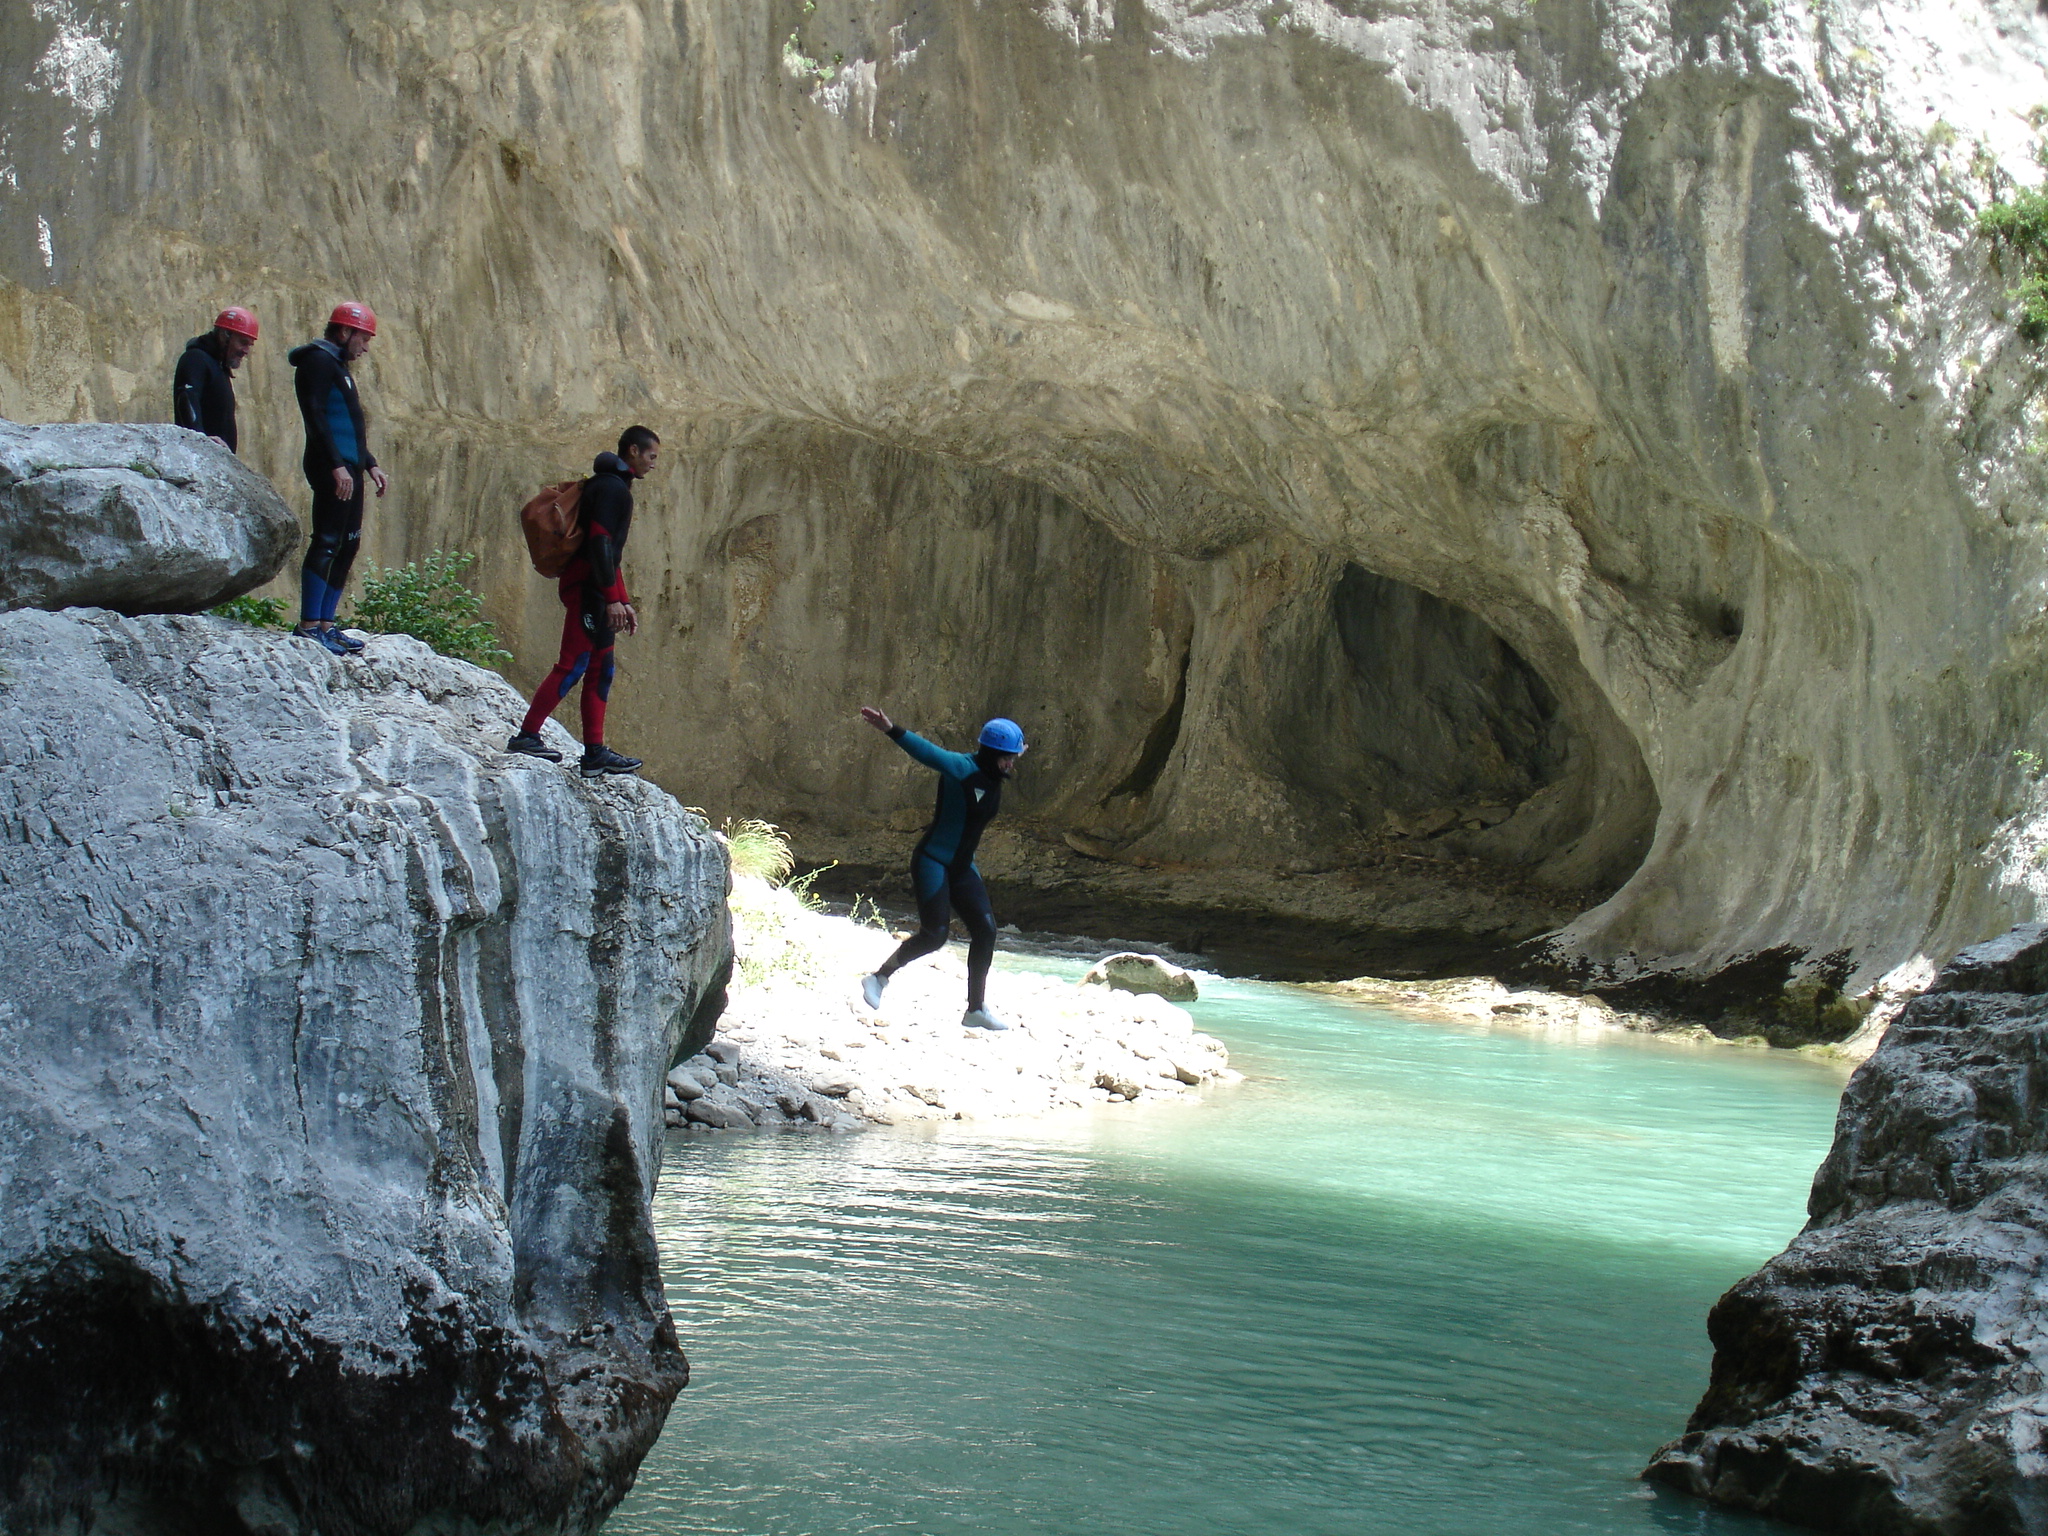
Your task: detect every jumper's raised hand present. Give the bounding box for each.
[860,706,893,733]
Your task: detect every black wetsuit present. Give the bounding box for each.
[518,452,636,744]
[288,338,377,623]
[171,334,238,452]
[875,728,1007,1010]
[575,452,635,643]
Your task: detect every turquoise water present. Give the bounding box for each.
[607,963,1844,1536]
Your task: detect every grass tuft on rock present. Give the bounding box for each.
[724,817,797,884]
[721,818,844,987]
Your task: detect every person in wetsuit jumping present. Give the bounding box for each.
[858,707,1027,1030]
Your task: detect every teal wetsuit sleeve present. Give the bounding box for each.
[893,730,977,780]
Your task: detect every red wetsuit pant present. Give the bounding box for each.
[520,578,616,744]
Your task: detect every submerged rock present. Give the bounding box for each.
[1082,951,1201,1003]
[0,420,297,614]
[0,609,731,1534]
[1644,924,2048,1534]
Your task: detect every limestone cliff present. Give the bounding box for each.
[4,0,2048,989]
[1646,923,2048,1534]
[0,606,731,1532]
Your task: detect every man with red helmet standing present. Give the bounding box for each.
[287,302,388,655]
[172,307,258,453]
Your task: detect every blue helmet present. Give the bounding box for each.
[978,717,1027,754]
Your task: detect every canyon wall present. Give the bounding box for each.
[5,0,2048,986]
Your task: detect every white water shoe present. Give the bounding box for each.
[961,1007,1009,1031]
[861,973,888,1010]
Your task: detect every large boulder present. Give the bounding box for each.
[0,420,297,614]
[0,608,731,1535]
[1645,924,2048,1534]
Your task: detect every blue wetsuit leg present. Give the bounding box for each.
[879,852,955,976]
[948,867,997,1010]
[911,850,947,904]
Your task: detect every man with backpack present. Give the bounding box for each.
[507,426,660,777]
[287,301,387,656]
[172,306,258,452]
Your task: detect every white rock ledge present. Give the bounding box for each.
[680,878,1238,1131]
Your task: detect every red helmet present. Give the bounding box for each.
[328,301,377,336]
[214,306,259,340]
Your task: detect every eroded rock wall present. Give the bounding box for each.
[4,0,2048,982]
[1646,923,2048,1534]
[0,607,731,1534]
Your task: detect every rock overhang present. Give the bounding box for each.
[1,0,2045,994]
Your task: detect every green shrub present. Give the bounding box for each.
[208,594,289,628]
[350,551,511,667]
[1977,181,2048,340]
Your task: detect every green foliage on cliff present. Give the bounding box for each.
[351,551,512,668]
[1976,131,2048,341]
[781,31,837,83]
[1977,187,2048,340]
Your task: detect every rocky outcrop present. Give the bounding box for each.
[0,607,730,1534]
[1082,952,1201,1003]
[5,0,2048,987]
[0,420,296,613]
[1644,924,2048,1534]
[662,1038,866,1133]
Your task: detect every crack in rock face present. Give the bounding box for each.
[0,607,732,1534]
[1645,923,2048,1535]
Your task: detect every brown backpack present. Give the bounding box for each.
[520,479,585,577]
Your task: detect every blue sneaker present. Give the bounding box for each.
[295,626,352,657]
[329,627,366,653]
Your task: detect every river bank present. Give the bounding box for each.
[796,818,1591,982]
[662,876,1241,1132]
[793,828,1921,1058]
[671,863,1894,1138]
